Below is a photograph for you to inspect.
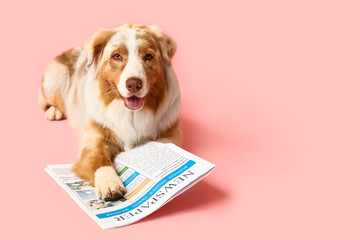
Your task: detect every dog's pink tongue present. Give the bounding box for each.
[125,96,144,110]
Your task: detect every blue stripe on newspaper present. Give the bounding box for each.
[96,160,196,219]
[123,172,140,187]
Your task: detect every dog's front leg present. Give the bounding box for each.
[72,122,126,201]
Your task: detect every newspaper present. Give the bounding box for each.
[45,142,215,229]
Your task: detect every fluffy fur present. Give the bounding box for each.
[39,24,182,200]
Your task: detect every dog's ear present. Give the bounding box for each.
[149,25,177,66]
[86,29,116,69]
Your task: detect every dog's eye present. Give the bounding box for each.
[145,53,153,61]
[113,54,123,61]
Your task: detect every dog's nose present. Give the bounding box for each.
[126,77,143,93]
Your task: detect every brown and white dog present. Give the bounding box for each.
[38,24,182,201]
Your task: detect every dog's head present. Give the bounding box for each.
[86,24,177,111]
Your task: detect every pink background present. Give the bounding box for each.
[1,0,359,239]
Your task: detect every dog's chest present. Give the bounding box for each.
[84,77,159,151]
[106,103,158,151]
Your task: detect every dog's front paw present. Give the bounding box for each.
[94,166,126,201]
[45,106,64,120]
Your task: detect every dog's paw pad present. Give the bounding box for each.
[45,106,64,120]
[95,166,126,201]
[103,189,125,201]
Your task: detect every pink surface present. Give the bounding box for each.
[1,0,359,239]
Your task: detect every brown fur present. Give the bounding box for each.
[91,30,116,67]
[97,61,124,106]
[137,33,167,113]
[97,44,129,105]
[55,48,79,77]
[72,122,123,186]
[144,79,166,113]
[137,33,158,51]
[151,31,177,66]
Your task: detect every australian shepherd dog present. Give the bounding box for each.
[39,24,181,201]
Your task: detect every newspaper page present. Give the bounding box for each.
[45,142,216,229]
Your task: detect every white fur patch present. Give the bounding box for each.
[42,61,69,98]
[118,31,148,98]
[94,166,126,200]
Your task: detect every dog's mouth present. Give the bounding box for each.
[123,96,145,110]
[113,84,145,110]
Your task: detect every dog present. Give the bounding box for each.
[39,24,182,201]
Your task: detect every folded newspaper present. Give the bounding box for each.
[45,142,215,229]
